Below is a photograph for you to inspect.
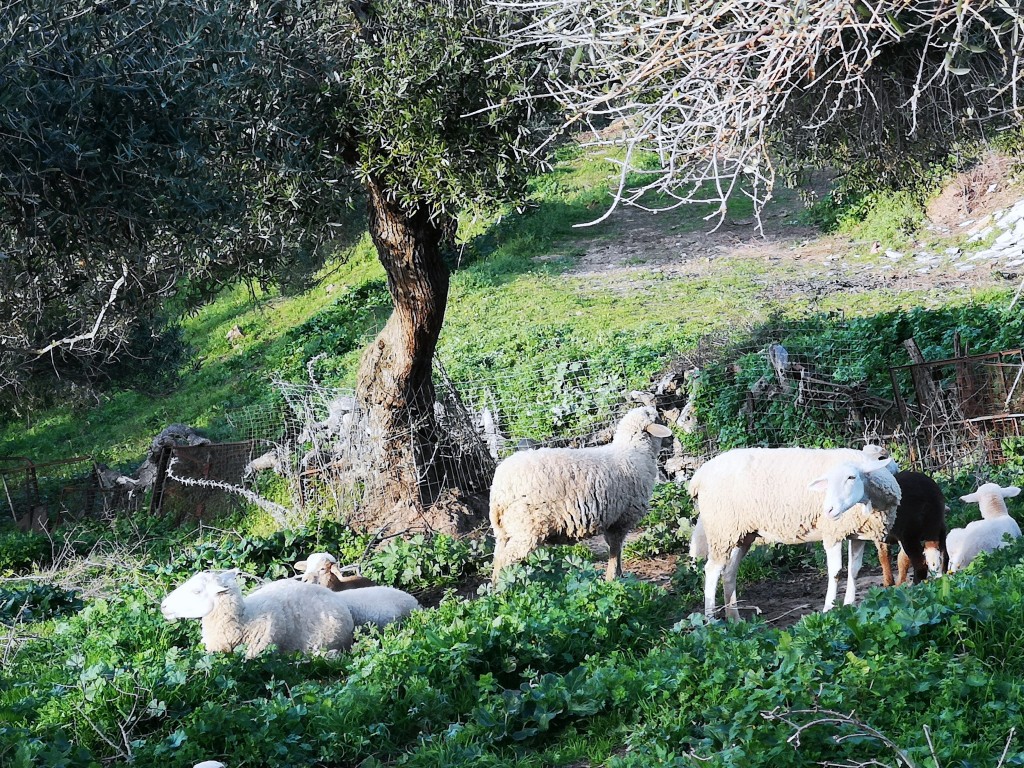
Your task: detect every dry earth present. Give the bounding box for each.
[563,155,1024,303]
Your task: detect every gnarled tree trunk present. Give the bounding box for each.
[349,178,488,534]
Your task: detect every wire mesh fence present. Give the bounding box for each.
[17,316,1022,531]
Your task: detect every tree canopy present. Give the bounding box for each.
[497,0,1024,224]
[0,0,554,411]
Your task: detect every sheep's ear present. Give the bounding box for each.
[960,491,980,503]
[215,569,239,592]
[294,560,308,573]
[1001,486,1021,498]
[808,476,829,493]
[862,456,893,473]
[645,423,673,438]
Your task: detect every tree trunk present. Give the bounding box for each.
[348,178,488,534]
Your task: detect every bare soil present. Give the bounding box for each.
[562,158,1024,299]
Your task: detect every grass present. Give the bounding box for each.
[0,141,1014,475]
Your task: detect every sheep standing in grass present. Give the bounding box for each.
[160,570,354,658]
[875,471,948,586]
[295,552,377,590]
[489,405,673,583]
[689,447,899,618]
[946,483,1022,572]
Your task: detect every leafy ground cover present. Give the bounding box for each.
[2,146,1024,767]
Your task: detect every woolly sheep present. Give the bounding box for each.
[876,471,948,586]
[489,405,673,583]
[160,570,354,658]
[946,483,1022,572]
[295,552,378,591]
[689,446,900,619]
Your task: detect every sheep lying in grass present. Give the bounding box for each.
[295,552,419,628]
[489,405,673,583]
[876,471,948,586]
[689,446,899,619]
[947,483,1022,572]
[160,570,354,658]
[295,552,377,590]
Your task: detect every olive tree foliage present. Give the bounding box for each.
[0,0,365,409]
[1,0,558,529]
[0,0,553,416]
[493,0,1024,226]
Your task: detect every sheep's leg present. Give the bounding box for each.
[902,539,928,583]
[877,541,894,587]
[704,558,726,618]
[896,548,912,585]
[843,539,866,606]
[823,541,842,611]
[604,529,627,581]
[722,534,755,621]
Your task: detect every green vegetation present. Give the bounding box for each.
[2,119,1024,768]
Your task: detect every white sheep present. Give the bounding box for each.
[295,553,419,627]
[946,483,1022,572]
[160,570,354,658]
[689,446,900,619]
[295,552,378,590]
[489,405,673,582]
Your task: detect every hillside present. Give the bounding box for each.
[3,147,1024,768]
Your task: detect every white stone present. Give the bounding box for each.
[957,264,976,272]
[885,250,903,260]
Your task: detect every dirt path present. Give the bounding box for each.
[564,164,1024,302]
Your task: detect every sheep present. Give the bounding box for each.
[294,552,419,628]
[295,552,378,591]
[946,483,1022,572]
[875,471,948,586]
[160,569,354,658]
[489,405,673,583]
[689,446,900,619]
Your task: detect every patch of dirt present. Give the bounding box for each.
[557,162,1024,300]
[927,152,1024,229]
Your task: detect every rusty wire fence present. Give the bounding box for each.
[12,321,1024,531]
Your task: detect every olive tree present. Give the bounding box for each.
[1,0,558,531]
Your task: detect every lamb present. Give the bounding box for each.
[295,552,378,591]
[160,569,354,658]
[689,446,900,619]
[946,483,1022,572]
[875,471,948,586]
[489,405,673,583]
[295,553,419,627]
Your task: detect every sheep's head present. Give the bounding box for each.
[808,457,894,519]
[161,570,238,621]
[961,483,1021,519]
[861,444,899,474]
[294,552,338,586]
[614,406,673,449]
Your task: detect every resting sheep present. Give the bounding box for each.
[489,405,672,583]
[160,569,354,658]
[946,483,1021,572]
[295,552,419,627]
[295,552,377,590]
[876,471,948,586]
[689,446,900,619]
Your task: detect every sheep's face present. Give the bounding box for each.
[861,444,898,474]
[923,544,945,576]
[161,571,233,620]
[808,457,892,519]
[616,406,672,448]
[295,552,337,585]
